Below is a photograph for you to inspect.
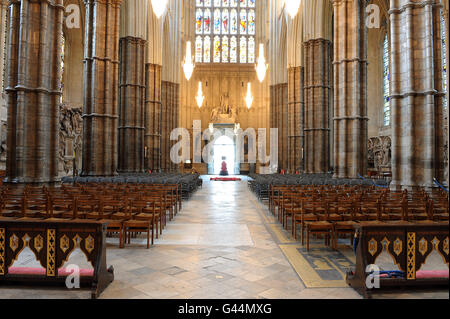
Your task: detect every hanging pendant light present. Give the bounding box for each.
[255,44,268,82]
[286,0,301,19]
[151,0,168,19]
[183,41,195,81]
[245,82,253,109]
[196,81,205,108]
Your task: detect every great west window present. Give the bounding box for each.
[195,0,256,64]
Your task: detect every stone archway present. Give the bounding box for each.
[212,135,236,176]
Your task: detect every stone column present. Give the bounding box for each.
[161,80,171,172]
[389,0,446,189]
[117,37,146,173]
[303,38,332,174]
[0,0,9,171]
[288,66,304,173]
[171,83,180,172]
[145,63,162,171]
[81,0,121,176]
[270,83,288,171]
[444,4,449,187]
[332,0,368,178]
[4,0,64,184]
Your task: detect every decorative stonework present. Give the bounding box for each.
[210,94,239,124]
[368,136,392,170]
[59,104,82,176]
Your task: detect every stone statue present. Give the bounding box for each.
[59,104,83,176]
[210,93,239,124]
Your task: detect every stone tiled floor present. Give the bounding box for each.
[0,176,448,299]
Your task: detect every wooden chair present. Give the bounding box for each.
[21,195,49,219]
[93,198,125,248]
[332,200,358,250]
[304,201,333,251]
[123,200,154,249]
[141,195,164,236]
[46,194,74,220]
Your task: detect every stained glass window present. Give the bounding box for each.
[248,36,255,63]
[204,9,211,34]
[230,36,237,63]
[230,9,238,34]
[196,9,203,34]
[222,9,229,34]
[240,36,247,63]
[195,0,256,64]
[222,36,229,62]
[383,33,390,126]
[214,9,221,34]
[441,13,447,112]
[239,9,247,34]
[214,36,221,63]
[195,36,203,62]
[248,9,255,35]
[204,36,211,62]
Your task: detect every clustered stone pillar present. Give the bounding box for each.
[303,38,332,174]
[270,83,288,171]
[389,0,446,189]
[160,81,179,172]
[81,0,122,176]
[288,66,304,173]
[117,37,146,173]
[4,0,64,184]
[332,0,368,178]
[144,63,162,171]
[172,83,179,172]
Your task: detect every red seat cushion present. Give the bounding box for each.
[8,267,94,277]
[416,270,449,279]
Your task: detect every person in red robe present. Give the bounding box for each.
[220,157,229,176]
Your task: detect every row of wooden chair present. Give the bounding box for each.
[0,183,183,249]
[267,185,449,250]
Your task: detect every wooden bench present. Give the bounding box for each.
[346,222,449,298]
[0,218,114,299]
